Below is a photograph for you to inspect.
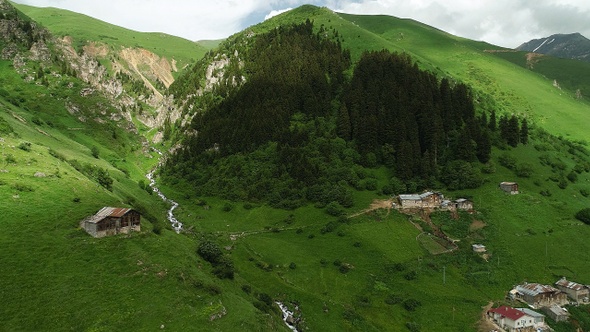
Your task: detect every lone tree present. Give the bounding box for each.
[575,208,590,225]
[91,146,99,159]
[197,240,223,263]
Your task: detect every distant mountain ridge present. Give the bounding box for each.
[517,32,590,61]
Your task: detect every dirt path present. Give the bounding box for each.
[348,199,394,218]
[477,301,498,332]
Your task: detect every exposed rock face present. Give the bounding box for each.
[517,33,590,62]
[119,47,176,88]
[0,0,181,138]
[0,0,50,59]
[54,36,182,130]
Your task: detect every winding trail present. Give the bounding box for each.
[146,148,183,233]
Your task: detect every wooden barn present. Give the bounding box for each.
[500,182,519,194]
[82,207,140,238]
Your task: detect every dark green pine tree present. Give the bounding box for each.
[479,112,488,128]
[499,115,509,142]
[520,118,529,145]
[455,126,477,161]
[475,129,492,163]
[488,110,497,131]
[506,115,520,147]
[337,103,352,140]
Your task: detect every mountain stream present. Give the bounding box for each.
[146,149,183,233]
[147,151,299,331]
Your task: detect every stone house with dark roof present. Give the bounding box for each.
[542,304,570,322]
[513,283,568,308]
[555,277,589,302]
[81,207,140,238]
[397,191,444,209]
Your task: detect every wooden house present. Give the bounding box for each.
[514,283,568,308]
[500,182,519,194]
[82,207,140,238]
[487,306,535,332]
[555,277,589,302]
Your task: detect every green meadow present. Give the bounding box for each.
[1,3,590,331]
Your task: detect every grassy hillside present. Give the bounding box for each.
[12,2,210,71]
[245,6,590,143]
[0,56,281,330]
[493,50,590,98]
[2,3,590,331]
[334,11,590,143]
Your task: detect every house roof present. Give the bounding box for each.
[555,278,587,291]
[472,244,486,249]
[516,308,544,318]
[399,194,422,201]
[419,191,434,199]
[456,198,470,203]
[399,192,442,201]
[516,283,560,297]
[86,207,133,224]
[544,304,570,316]
[488,306,528,321]
[500,181,517,186]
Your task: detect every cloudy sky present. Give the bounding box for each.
[11,0,590,48]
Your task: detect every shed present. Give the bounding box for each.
[82,207,140,238]
[472,244,486,253]
[541,304,570,322]
[555,277,589,302]
[455,198,473,210]
[500,182,519,194]
[516,308,545,327]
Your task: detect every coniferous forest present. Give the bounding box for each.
[162,21,519,209]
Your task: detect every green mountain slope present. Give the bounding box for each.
[12,2,209,70]
[493,50,590,99]
[162,5,590,331]
[333,11,590,143]
[2,3,590,331]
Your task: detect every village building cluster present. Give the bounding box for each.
[487,277,589,331]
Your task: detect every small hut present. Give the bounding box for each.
[82,207,140,238]
[472,244,486,253]
[455,198,473,210]
[500,182,519,194]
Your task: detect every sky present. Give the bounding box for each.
[11,0,590,48]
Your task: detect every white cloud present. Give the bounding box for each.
[329,0,590,47]
[11,0,590,47]
[265,8,293,20]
